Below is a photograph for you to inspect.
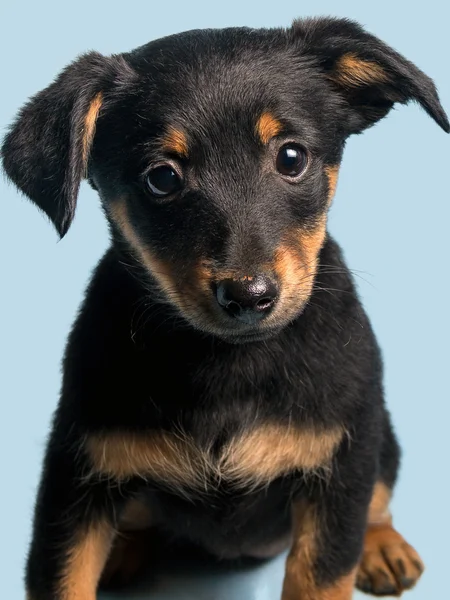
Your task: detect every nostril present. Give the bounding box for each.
[225,300,241,316]
[255,296,275,311]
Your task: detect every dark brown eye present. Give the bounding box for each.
[146,165,182,197]
[276,144,307,177]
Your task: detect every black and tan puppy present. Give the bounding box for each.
[2,16,448,600]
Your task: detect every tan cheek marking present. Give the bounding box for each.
[300,216,328,272]
[332,53,389,87]
[256,112,283,144]
[272,217,327,319]
[81,92,103,168]
[194,261,216,294]
[109,200,181,304]
[274,245,302,292]
[59,521,114,600]
[324,165,340,204]
[161,126,189,157]
[109,200,216,329]
[367,481,392,525]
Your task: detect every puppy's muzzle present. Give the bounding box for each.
[214,273,278,325]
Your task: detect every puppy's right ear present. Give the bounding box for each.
[1,52,135,237]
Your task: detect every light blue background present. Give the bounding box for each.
[0,1,448,598]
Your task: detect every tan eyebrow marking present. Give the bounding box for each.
[256,112,283,144]
[161,126,189,157]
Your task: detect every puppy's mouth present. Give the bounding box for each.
[218,327,285,344]
[109,200,326,342]
[167,274,311,343]
[144,266,312,343]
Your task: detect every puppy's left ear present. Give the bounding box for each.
[1,52,135,237]
[292,17,449,134]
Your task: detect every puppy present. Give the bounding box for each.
[2,16,448,600]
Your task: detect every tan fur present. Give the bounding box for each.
[101,530,151,588]
[356,481,424,594]
[223,424,343,487]
[119,498,153,531]
[109,200,181,303]
[256,112,283,144]
[85,424,344,490]
[332,54,388,87]
[300,217,328,269]
[110,198,329,334]
[81,93,103,168]
[274,216,328,319]
[283,501,356,600]
[357,524,424,595]
[59,521,114,600]
[367,481,392,525]
[109,200,218,334]
[101,500,155,588]
[162,126,189,157]
[324,165,340,204]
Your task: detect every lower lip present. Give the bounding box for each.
[221,328,281,344]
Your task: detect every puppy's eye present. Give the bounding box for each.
[146,165,183,197]
[276,145,307,178]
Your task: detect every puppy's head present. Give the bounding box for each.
[2,18,448,343]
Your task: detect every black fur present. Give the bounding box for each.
[2,17,447,600]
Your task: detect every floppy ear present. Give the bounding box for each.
[1,52,135,237]
[292,17,449,135]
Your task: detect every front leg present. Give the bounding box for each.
[26,435,119,600]
[282,444,376,600]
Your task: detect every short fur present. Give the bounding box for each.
[2,16,447,600]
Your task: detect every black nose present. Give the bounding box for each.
[215,274,278,324]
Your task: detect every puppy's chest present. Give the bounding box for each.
[85,421,344,493]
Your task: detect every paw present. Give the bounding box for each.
[356,524,424,596]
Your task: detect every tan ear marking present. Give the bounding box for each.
[332,53,389,87]
[162,126,189,157]
[256,112,283,144]
[81,92,103,168]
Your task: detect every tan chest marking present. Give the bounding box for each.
[85,424,344,490]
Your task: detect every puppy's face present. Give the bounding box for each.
[93,33,343,341]
[2,20,448,342]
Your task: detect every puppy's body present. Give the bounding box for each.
[27,240,397,595]
[3,17,448,600]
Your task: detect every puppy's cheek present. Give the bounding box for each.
[324,165,340,205]
[108,199,221,329]
[271,218,328,322]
